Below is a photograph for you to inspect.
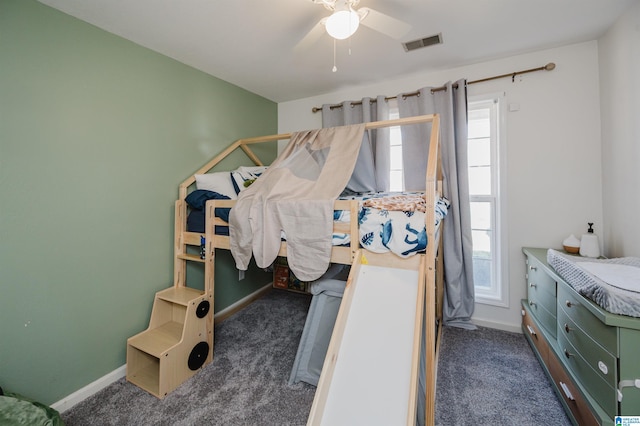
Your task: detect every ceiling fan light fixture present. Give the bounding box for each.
[325,8,360,40]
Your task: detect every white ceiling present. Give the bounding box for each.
[38,0,637,103]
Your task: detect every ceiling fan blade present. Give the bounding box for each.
[358,7,411,39]
[294,18,327,53]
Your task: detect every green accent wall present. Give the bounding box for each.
[0,0,277,405]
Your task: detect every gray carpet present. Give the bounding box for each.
[435,326,571,426]
[62,290,570,425]
[63,290,316,426]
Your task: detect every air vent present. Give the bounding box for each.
[402,33,443,52]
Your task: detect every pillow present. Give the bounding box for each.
[236,165,269,174]
[185,189,231,222]
[195,172,237,199]
[231,166,268,194]
[185,189,230,209]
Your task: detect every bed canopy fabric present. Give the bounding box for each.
[229,124,366,282]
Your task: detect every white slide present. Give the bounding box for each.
[308,253,425,426]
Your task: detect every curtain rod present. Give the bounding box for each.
[311,62,556,113]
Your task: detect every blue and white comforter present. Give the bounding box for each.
[332,192,450,258]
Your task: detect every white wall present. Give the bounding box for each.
[598,1,640,258]
[278,42,604,332]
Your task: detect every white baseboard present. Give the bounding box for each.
[214,283,272,323]
[51,364,126,413]
[471,317,522,334]
[51,283,272,412]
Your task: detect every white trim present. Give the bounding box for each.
[471,317,522,334]
[213,283,272,323]
[51,283,273,412]
[51,365,126,413]
[475,294,509,308]
[496,92,509,308]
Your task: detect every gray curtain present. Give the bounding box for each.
[321,97,390,192]
[397,81,476,329]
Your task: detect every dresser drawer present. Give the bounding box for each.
[527,255,557,298]
[521,302,549,363]
[527,278,557,319]
[557,331,617,417]
[558,305,617,389]
[548,350,600,426]
[526,298,556,339]
[557,281,618,356]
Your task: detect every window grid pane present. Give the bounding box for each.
[468,166,492,195]
[473,258,493,290]
[390,144,403,170]
[467,138,491,166]
[470,201,491,230]
[390,171,403,191]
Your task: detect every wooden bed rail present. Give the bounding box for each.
[196,198,360,266]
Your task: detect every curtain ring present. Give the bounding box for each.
[512,72,517,82]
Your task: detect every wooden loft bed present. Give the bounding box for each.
[128,114,444,425]
[176,114,442,271]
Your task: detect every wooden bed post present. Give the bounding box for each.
[424,114,440,426]
[173,199,187,288]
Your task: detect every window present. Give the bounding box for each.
[387,96,506,305]
[468,95,506,305]
[388,102,403,191]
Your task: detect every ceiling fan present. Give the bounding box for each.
[295,0,412,53]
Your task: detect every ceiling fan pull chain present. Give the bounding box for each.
[332,39,338,72]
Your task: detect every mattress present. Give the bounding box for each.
[547,249,640,317]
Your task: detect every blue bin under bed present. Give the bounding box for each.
[289,275,347,387]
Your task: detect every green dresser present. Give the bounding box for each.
[521,247,640,426]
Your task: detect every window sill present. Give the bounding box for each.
[474,293,509,308]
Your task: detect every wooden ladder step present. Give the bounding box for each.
[127,321,183,358]
[176,253,205,263]
[156,287,204,306]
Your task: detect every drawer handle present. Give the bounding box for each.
[529,300,537,308]
[565,300,573,308]
[559,381,575,401]
[526,325,537,337]
[598,361,609,375]
[564,348,574,359]
[529,282,537,288]
[564,323,572,333]
[529,265,537,271]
